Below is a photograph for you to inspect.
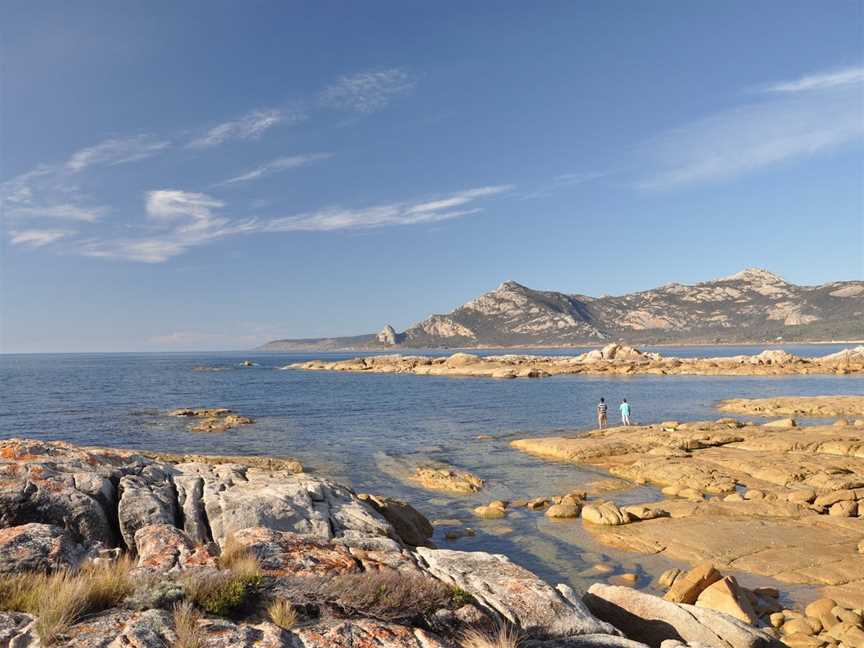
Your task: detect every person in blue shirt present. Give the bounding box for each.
[619,399,631,426]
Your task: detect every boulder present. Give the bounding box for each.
[444,353,480,367]
[117,471,178,552]
[546,503,582,519]
[357,494,433,546]
[0,439,117,547]
[585,584,783,648]
[133,523,217,571]
[828,500,858,517]
[0,523,87,574]
[473,505,506,519]
[416,547,619,638]
[664,563,722,605]
[658,568,682,589]
[762,418,797,429]
[582,502,632,526]
[0,611,37,647]
[175,462,397,548]
[695,577,758,625]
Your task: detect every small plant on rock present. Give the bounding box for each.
[450,587,474,608]
[460,624,522,648]
[173,600,204,648]
[182,571,255,617]
[267,598,298,629]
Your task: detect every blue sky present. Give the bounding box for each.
[1,2,863,352]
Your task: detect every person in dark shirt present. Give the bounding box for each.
[597,397,608,429]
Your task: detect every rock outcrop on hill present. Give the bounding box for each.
[288,344,864,378]
[261,269,864,350]
[0,438,799,647]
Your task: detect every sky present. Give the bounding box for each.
[1,2,863,352]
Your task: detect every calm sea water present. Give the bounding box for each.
[1,344,861,601]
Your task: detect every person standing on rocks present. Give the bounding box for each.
[597,398,608,429]
[619,398,631,426]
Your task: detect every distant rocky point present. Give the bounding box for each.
[288,344,864,378]
[260,268,864,350]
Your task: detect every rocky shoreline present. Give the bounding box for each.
[0,436,829,648]
[508,410,864,610]
[287,344,864,379]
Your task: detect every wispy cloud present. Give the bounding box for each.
[218,153,333,186]
[49,184,510,263]
[521,172,605,199]
[265,185,511,232]
[187,108,296,148]
[1,164,109,227]
[145,189,224,221]
[641,66,864,189]
[65,135,170,173]
[9,204,106,222]
[762,65,864,94]
[321,68,416,113]
[9,229,71,247]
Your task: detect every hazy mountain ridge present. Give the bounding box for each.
[260,268,864,350]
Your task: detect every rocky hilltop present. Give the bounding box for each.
[261,269,864,350]
[0,438,799,647]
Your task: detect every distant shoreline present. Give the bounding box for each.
[3,340,862,355]
[258,339,864,353]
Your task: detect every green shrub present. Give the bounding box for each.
[182,571,260,617]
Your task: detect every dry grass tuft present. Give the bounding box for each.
[218,532,261,581]
[0,557,133,644]
[173,600,205,648]
[0,573,41,612]
[310,570,456,622]
[267,598,298,629]
[460,625,522,648]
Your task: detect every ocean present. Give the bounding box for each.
[2,344,861,600]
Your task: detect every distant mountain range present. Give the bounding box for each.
[260,268,864,350]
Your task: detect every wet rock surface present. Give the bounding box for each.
[717,396,864,419]
[511,415,864,611]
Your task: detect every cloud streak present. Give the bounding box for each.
[65,135,170,172]
[218,153,333,185]
[9,229,71,247]
[520,172,605,199]
[321,68,416,113]
[641,66,864,189]
[46,184,511,263]
[762,65,864,94]
[186,108,296,148]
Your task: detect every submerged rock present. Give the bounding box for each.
[411,466,485,494]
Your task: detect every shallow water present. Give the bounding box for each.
[1,346,861,603]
